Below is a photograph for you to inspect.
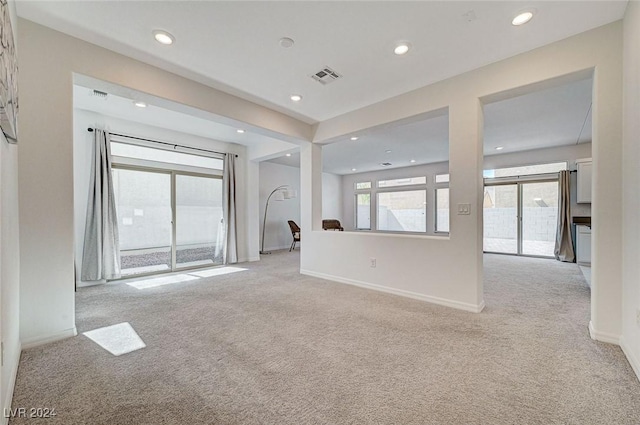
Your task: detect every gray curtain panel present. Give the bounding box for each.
[222,154,238,264]
[554,170,575,262]
[81,129,121,280]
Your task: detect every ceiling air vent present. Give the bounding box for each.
[311,66,342,85]
[380,162,392,167]
[92,89,108,99]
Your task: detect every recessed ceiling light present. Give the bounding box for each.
[290,94,302,102]
[512,11,534,26]
[133,101,147,108]
[279,37,295,48]
[351,168,357,172]
[236,129,245,134]
[495,146,504,151]
[153,30,175,45]
[286,153,292,157]
[410,159,416,163]
[350,136,359,141]
[394,42,411,55]
[385,150,392,154]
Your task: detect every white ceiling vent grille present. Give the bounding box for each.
[92,89,108,99]
[311,66,342,85]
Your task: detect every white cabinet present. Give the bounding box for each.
[576,158,592,203]
[576,225,591,265]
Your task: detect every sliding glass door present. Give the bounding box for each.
[483,184,518,254]
[521,182,558,257]
[483,180,558,258]
[113,166,223,277]
[113,168,172,276]
[175,174,224,269]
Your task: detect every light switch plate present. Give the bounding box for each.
[457,203,471,215]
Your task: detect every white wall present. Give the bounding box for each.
[621,1,640,380]
[73,109,248,286]
[303,23,622,324]
[17,19,311,348]
[259,162,301,251]
[0,0,20,421]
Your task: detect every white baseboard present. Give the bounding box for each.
[21,327,78,350]
[588,321,621,345]
[300,269,485,313]
[2,341,22,425]
[620,336,640,383]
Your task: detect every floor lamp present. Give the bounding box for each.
[260,185,297,254]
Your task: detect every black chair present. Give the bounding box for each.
[288,220,301,251]
[322,219,344,231]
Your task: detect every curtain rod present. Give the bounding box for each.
[87,128,237,157]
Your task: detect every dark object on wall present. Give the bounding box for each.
[322,219,344,231]
[288,220,301,252]
[0,0,18,144]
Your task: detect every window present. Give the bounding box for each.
[111,141,223,170]
[377,190,426,232]
[434,173,450,233]
[435,173,450,183]
[378,176,426,188]
[483,162,566,178]
[435,188,450,232]
[355,181,372,190]
[355,193,371,230]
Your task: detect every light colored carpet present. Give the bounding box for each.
[10,252,640,424]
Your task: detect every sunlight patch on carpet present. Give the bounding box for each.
[188,266,247,278]
[126,273,199,289]
[83,322,146,356]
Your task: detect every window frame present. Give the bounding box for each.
[354,192,372,230]
[435,187,450,234]
[355,181,372,190]
[377,176,427,188]
[433,173,450,234]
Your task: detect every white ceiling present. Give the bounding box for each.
[269,76,592,175]
[17,1,626,124]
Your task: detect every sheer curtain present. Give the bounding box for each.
[222,154,238,264]
[554,170,575,262]
[81,129,121,280]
